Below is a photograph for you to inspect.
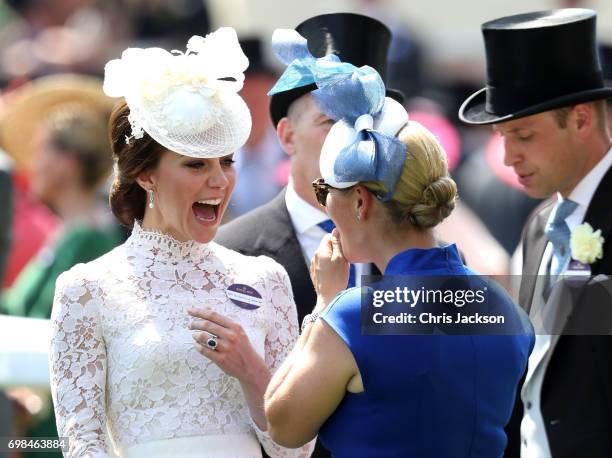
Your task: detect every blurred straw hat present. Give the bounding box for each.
[0,73,115,170]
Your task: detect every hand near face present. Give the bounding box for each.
[188,308,264,381]
[310,228,350,309]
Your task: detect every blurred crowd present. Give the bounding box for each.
[0,0,610,456]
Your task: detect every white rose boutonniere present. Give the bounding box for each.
[570,222,604,264]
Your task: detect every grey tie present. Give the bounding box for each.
[545,199,578,277]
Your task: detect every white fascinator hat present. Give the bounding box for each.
[103,27,252,158]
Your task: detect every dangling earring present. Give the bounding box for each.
[148,189,154,209]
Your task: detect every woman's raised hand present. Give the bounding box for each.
[310,228,350,310]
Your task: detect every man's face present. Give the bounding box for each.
[284,94,335,206]
[494,111,582,198]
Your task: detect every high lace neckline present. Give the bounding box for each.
[126,220,214,260]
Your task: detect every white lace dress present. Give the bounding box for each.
[49,223,313,458]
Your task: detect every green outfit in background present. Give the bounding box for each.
[1,222,122,458]
[2,223,122,318]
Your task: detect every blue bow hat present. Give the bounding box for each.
[269,28,409,200]
[268,13,403,126]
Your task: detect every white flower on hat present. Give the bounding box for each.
[570,222,604,264]
[103,27,251,158]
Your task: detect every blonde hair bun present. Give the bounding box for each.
[365,120,457,229]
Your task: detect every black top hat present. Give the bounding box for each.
[240,37,275,75]
[599,43,612,82]
[459,9,612,125]
[269,12,404,126]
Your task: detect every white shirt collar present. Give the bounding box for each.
[285,182,329,234]
[566,146,612,208]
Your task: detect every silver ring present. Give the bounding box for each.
[205,334,218,350]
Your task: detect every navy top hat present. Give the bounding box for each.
[269,12,404,126]
[459,9,612,125]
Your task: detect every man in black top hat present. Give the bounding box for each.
[215,14,401,457]
[217,12,400,335]
[460,8,612,458]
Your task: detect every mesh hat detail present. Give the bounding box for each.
[103,27,252,158]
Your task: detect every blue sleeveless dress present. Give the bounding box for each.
[319,244,534,458]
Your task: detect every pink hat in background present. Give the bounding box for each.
[484,132,523,191]
[408,111,461,172]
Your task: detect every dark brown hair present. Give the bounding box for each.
[108,101,165,227]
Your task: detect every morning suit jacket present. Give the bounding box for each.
[505,164,612,458]
[216,188,331,458]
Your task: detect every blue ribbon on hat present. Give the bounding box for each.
[268,29,407,200]
[330,115,407,200]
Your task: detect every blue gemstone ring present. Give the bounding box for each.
[205,334,218,350]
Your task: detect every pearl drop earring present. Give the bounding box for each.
[148,189,154,209]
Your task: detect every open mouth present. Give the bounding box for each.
[192,198,223,224]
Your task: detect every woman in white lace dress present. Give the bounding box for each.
[49,28,313,458]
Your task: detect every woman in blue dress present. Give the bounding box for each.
[264,28,535,458]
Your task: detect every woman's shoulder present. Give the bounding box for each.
[319,287,363,351]
[55,243,128,288]
[210,242,289,279]
[323,287,363,320]
[458,267,534,339]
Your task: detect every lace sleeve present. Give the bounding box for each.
[253,259,315,458]
[49,269,109,458]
